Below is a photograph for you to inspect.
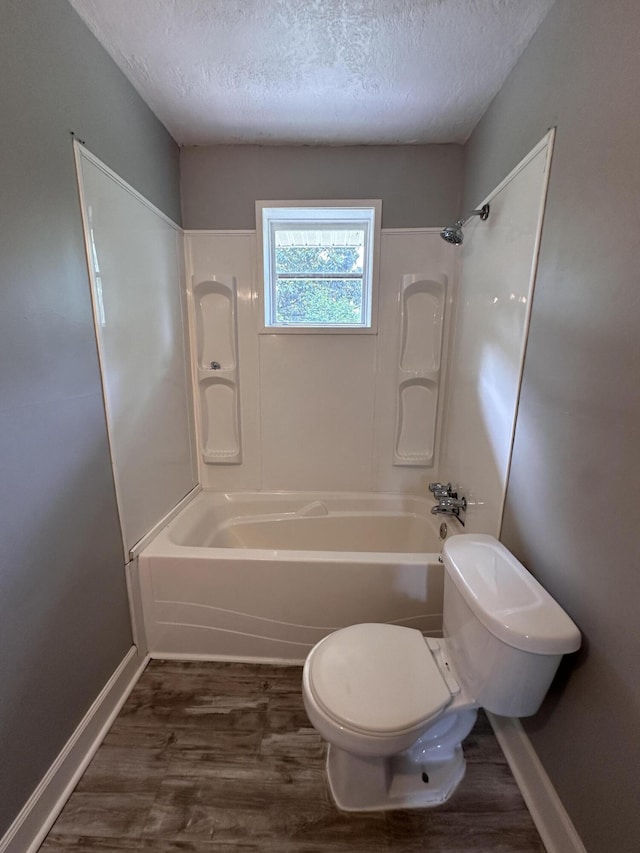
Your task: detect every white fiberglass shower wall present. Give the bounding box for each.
[441,131,555,535]
[75,145,198,554]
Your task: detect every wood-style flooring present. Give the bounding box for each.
[40,660,545,852]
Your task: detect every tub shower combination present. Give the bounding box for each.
[138,491,453,661]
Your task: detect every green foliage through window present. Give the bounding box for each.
[274,246,364,325]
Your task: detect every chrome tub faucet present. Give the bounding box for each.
[429,482,467,519]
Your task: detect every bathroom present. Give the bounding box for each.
[1,1,639,852]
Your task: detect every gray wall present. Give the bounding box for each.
[0,0,180,836]
[463,2,640,851]
[181,144,462,229]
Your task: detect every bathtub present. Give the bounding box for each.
[137,491,457,662]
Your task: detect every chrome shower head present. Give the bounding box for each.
[440,220,465,245]
[440,204,490,245]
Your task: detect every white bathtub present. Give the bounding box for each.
[138,491,458,662]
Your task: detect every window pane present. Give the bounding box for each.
[274,239,364,276]
[275,278,364,325]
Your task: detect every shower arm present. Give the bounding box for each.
[463,203,490,225]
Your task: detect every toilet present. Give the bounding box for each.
[302,534,581,811]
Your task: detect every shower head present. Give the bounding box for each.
[440,204,490,245]
[440,220,465,245]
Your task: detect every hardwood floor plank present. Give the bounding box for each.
[40,837,263,852]
[461,711,509,764]
[259,727,326,767]
[102,722,180,750]
[385,810,546,852]
[171,728,264,761]
[73,745,170,794]
[438,762,537,813]
[45,792,156,839]
[264,691,313,734]
[141,776,219,840]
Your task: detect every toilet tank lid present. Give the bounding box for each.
[443,535,581,655]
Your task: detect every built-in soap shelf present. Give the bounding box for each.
[393,274,447,467]
[192,275,241,464]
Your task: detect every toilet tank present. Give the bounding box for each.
[442,535,581,717]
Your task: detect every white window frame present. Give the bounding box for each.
[256,200,382,334]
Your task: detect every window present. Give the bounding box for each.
[257,201,381,332]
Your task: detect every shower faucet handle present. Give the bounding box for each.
[433,488,453,499]
[429,482,452,497]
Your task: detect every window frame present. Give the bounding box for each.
[256,200,382,334]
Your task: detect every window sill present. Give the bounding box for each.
[259,325,378,335]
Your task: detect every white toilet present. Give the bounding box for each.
[302,534,581,811]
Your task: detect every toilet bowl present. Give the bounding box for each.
[302,534,581,811]
[302,623,477,810]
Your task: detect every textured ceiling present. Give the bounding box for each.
[68,0,554,146]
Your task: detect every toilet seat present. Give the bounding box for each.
[307,623,452,736]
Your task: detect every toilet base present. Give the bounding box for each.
[326,743,466,812]
[324,708,477,812]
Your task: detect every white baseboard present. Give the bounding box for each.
[488,713,586,853]
[150,650,306,666]
[0,646,148,853]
